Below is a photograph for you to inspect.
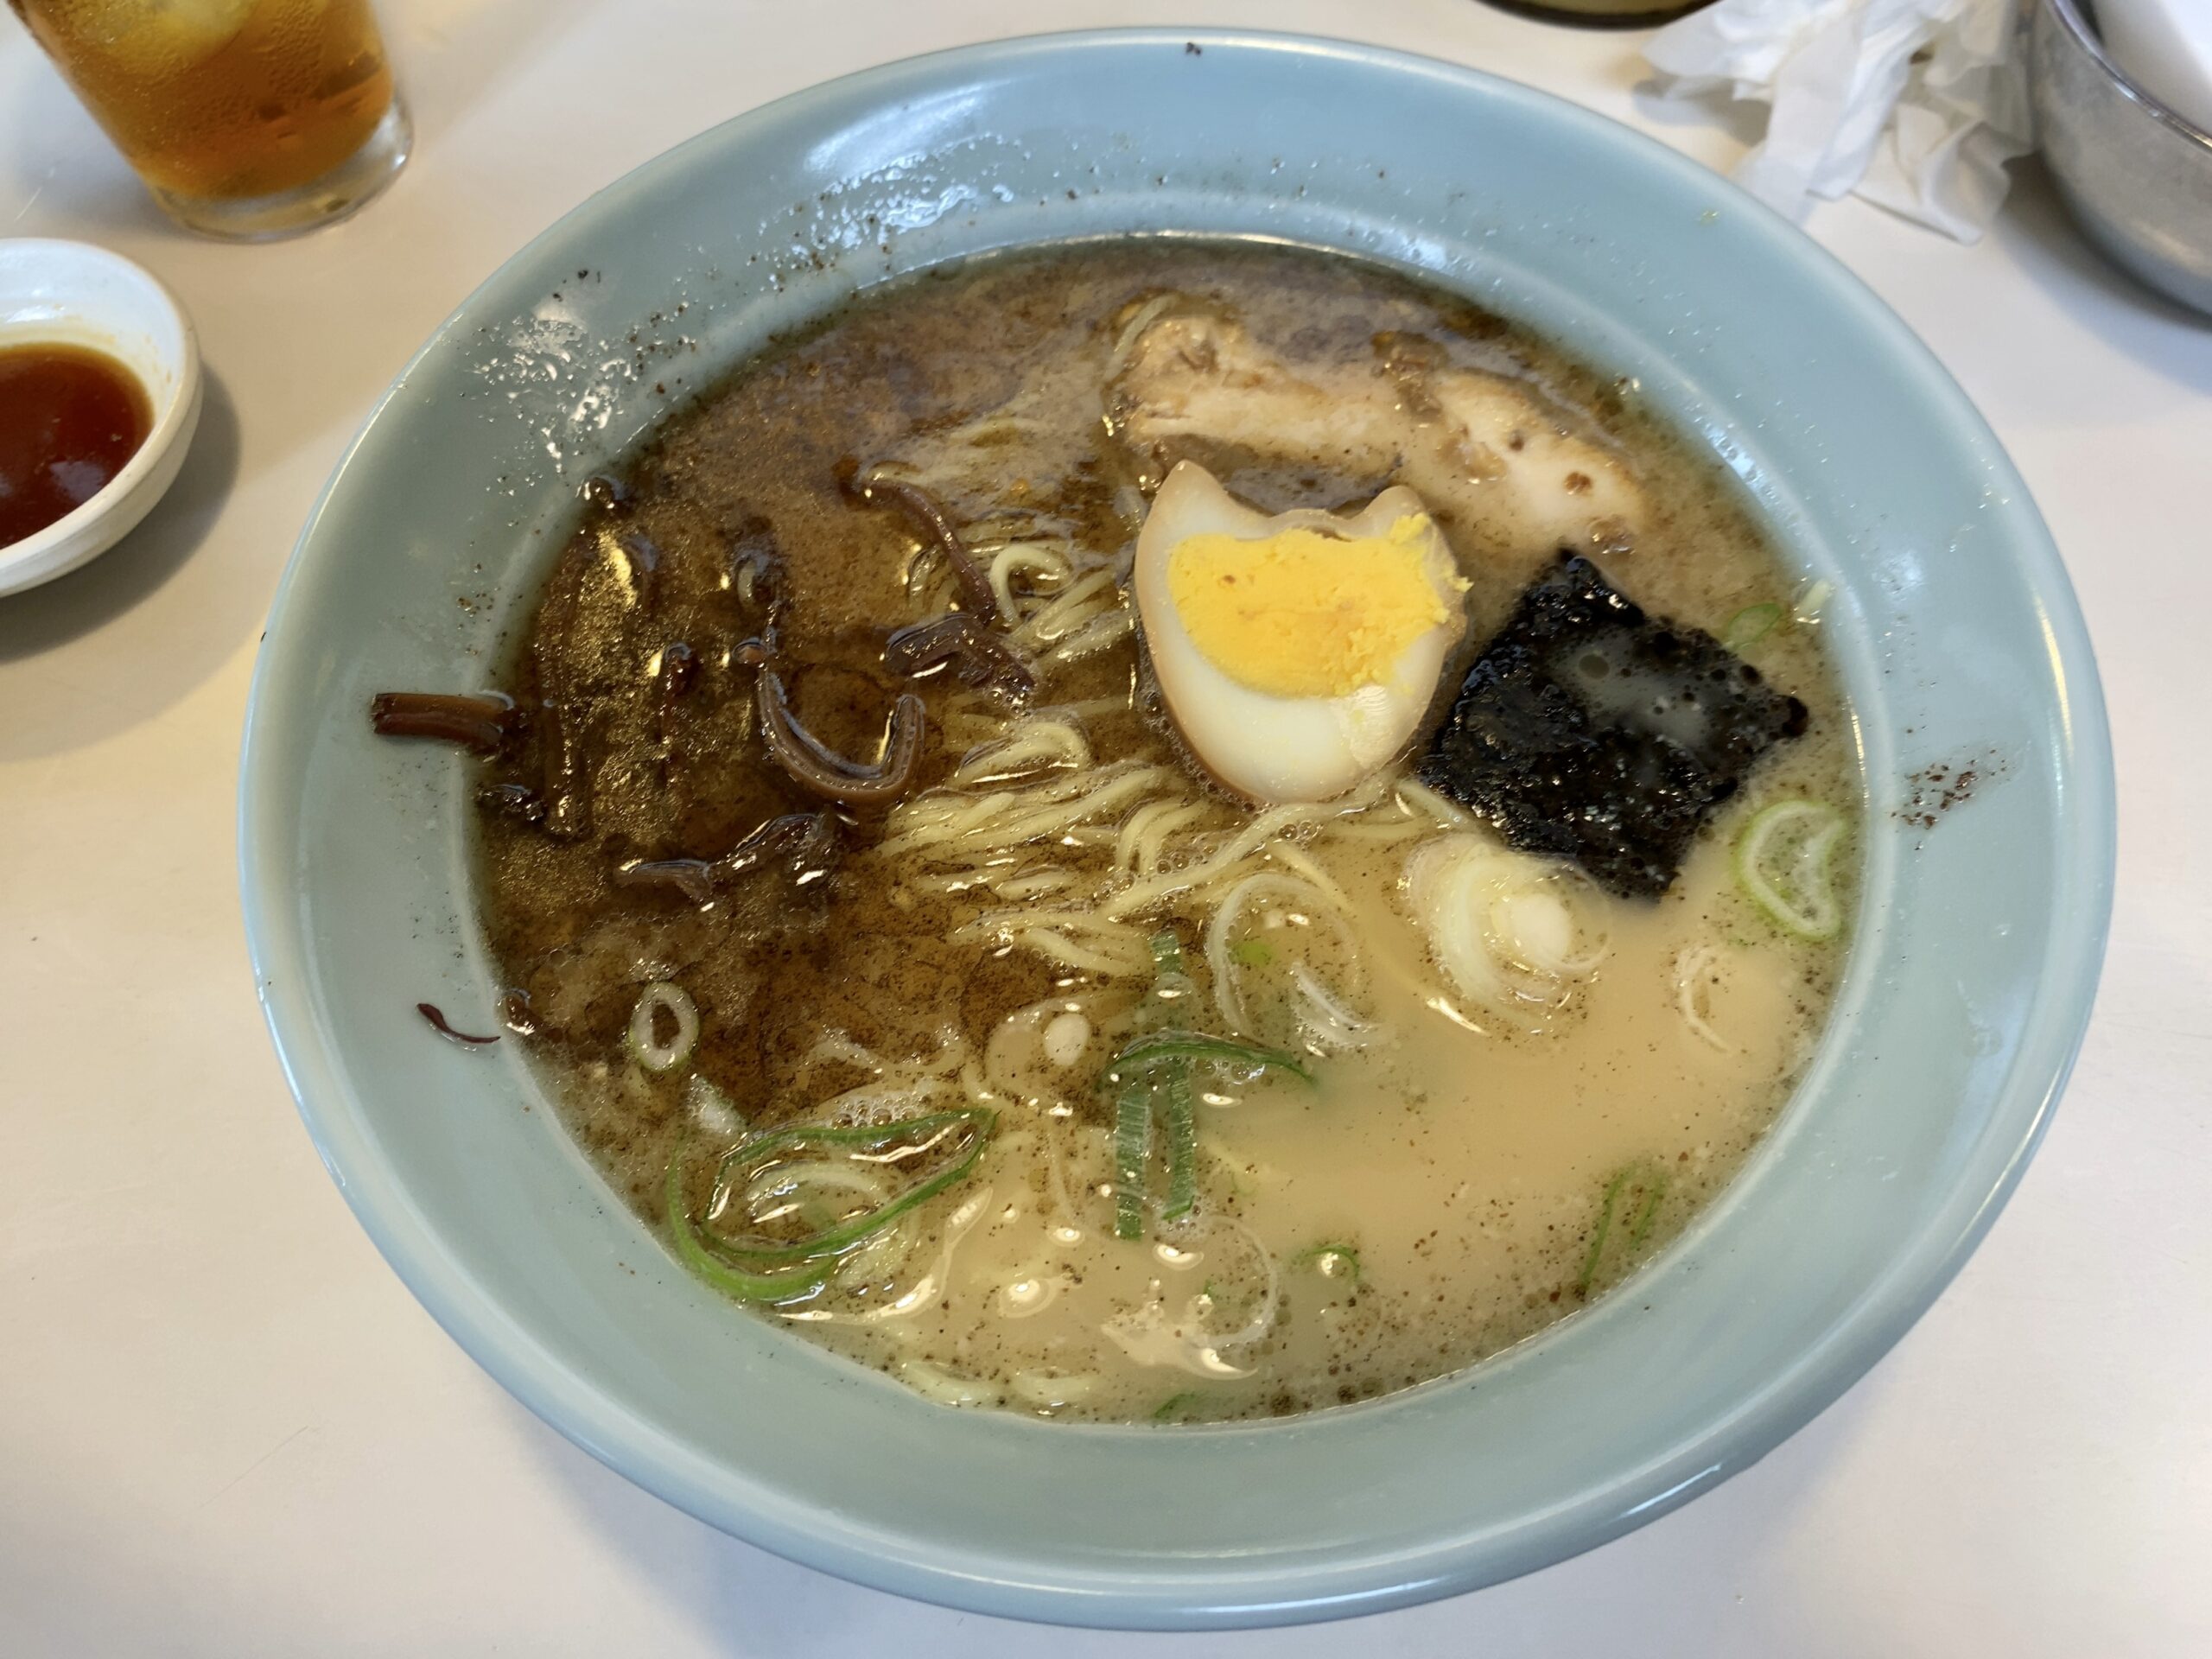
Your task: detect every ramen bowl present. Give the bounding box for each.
[238,30,2113,1630]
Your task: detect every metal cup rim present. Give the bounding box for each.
[2044,0,2212,150]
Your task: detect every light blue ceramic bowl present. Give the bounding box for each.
[240,30,2113,1630]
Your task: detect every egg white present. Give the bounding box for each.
[1132,461,1465,804]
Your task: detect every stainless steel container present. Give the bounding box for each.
[2031,0,2212,315]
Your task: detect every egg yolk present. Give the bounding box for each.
[1165,515,1460,698]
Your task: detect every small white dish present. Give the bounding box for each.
[0,238,202,597]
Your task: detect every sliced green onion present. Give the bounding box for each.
[1105,1031,1313,1085]
[1113,1076,1152,1240]
[1577,1168,1630,1298]
[1107,931,1190,1241]
[664,1154,830,1304]
[1160,1063,1197,1221]
[707,1107,985,1170]
[702,1108,995,1265]
[1149,930,1198,1223]
[1108,930,1299,1241]
[1721,601,1783,652]
[1293,1242,1362,1283]
[1734,799,1847,941]
[628,982,699,1073]
[1628,1173,1669,1249]
[1577,1161,1669,1297]
[1229,938,1274,968]
[1152,1391,1199,1422]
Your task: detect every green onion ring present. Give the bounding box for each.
[1160,1062,1197,1222]
[1721,601,1783,652]
[1113,1077,1152,1241]
[1103,1031,1313,1086]
[698,1107,995,1266]
[664,1154,831,1304]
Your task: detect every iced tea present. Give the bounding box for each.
[9,0,409,238]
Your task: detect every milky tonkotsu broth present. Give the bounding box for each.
[473,242,1857,1423]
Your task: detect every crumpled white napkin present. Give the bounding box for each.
[1644,0,2034,242]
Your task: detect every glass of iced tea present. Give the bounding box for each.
[8,0,409,240]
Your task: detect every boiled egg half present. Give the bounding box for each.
[1133,461,1468,804]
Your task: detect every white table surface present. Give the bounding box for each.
[3,3,2208,1653]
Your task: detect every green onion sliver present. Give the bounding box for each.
[1734,798,1847,941]
[1721,601,1783,652]
[1106,1031,1313,1085]
[1577,1161,1669,1297]
[1160,1062,1197,1222]
[664,1154,830,1304]
[629,982,699,1073]
[1628,1172,1669,1249]
[1577,1167,1630,1298]
[1114,1077,1152,1240]
[699,1108,995,1265]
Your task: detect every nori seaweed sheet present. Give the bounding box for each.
[1417,555,1808,899]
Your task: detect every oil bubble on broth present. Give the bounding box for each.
[437,241,1858,1424]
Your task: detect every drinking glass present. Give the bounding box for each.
[8,0,410,240]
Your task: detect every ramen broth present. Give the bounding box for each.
[467,242,1856,1422]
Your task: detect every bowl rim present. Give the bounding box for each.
[2043,0,2212,149]
[0,237,204,595]
[238,27,2118,1627]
